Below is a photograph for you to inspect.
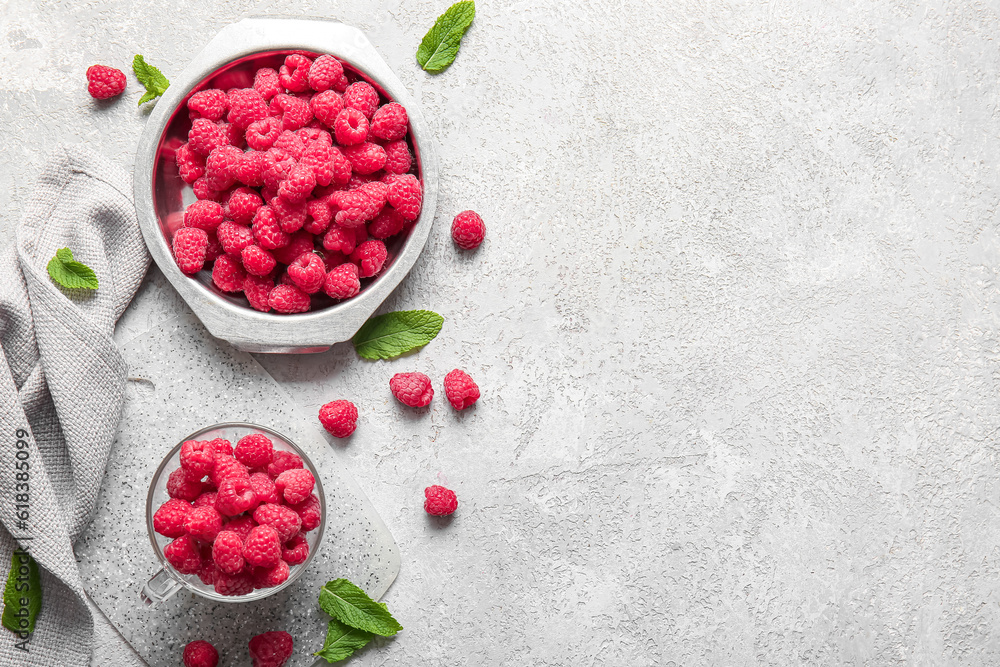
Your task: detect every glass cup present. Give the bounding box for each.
[140,422,326,606]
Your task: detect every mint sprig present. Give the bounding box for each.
[314,617,374,663]
[318,579,402,637]
[352,310,443,360]
[2,550,41,634]
[46,248,99,290]
[133,55,169,106]
[416,1,476,73]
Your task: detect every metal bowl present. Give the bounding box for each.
[134,17,438,354]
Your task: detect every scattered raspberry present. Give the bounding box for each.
[244,273,275,312]
[180,439,217,477]
[333,107,369,146]
[387,174,422,221]
[382,139,412,175]
[323,262,361,300]
[249,631,294,667]
[215,476,258,516]
[350,239,388,278]
[242,244,277,277]
[243,525,282,568]
[368,207,407,239]
[185,505,223,543]
[183,200,224,232]
[252,503,302,543]
[424,485,458,516]
[444,369,480,409]
[390,372,434,407]
[279,54,312,92]
[252,560,290,589]
[451,210,485,249]
[211,530,245,574]
[289,493,322,532]
[164,535,203,574]
[254,67,282,101]
[86,65,126,100]
[308,54,344,92]
[167,467,203,501]
[214,570,254,597]
[310,90,344,127]
[226,187,264,224]
[211,254,246,293]
[235,433,274,469]
[182,640,219,667]
[188,89,228,121]
[267,450,303,478]
[344,81,379,119]
[268,284,311,313]
[342,142,387,175]
[319,400,358,438]
[249,472,279,505]
[188,118,229,156]
[172,228,209,275]
[274,469,315,505]
[281,534,310,565]
[227,88,269,129]
[153,498,192,538]
[369,103,409,141]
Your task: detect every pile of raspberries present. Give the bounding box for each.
[169,53,423,313]
[153,432,320,596]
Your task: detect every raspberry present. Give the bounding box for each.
[344,81,380,119]
[252,206,290,250]
[444,369,480,409]
[153,498,192,538]
[270,196,308,234]
[263,150,293,191]
[281,534,310,565]
[244,273,275,312]
[322,226,358,255]
[330,147,353,186]
[310,90,344,127]
[197,560,219,586]
[212,530,246,575]
[242,244,277,277]
[333,108,369,146]
[183,640,219,667]
[300,144,335,187]
[243,525,282,568]
[303,199,332,235]
[173,227,209,274]
[287,252,326,294]
[319,400,358,438]
[272,128,305,160]
[185,505,223,543]
[215,476,258,516]
[382,139,412,175]
[249,631,294,667]
[451,210,485,250]
[387,174,422,221]
[253,560,290,589]
[350,239,388,278]
[227,88,269,129]
[235,433,274,469]
[194,491,218,508]
[298,126,331,147]
[390,372,434,407]
[180,439,217,477]
[279,54,312,92]
[424,485,458,516]
[274,469,315,505]
[360,181,389,212]
[289,493,322,532]
[211,455,250,486]
[183,200,224,232]
[176,143,207,184]
[86,65,126,99]
[204,145,243,190]
[278,164,316,202]
[342,142,387,175]
[188,89,228,121]
[204,234,224,263]
[246,116,282,151]
[252,503,302,543]
[217,220,255,255]
[224,514,257,540]
[235,150,267,188]
[274,94,313,131]
[268,284,311,313]
[368,207,407,239]
[267,451,303,478]
[188,118,229,156]
[323,262,361,299]
[333,73,350,93]
[307,54,344,92]
[254,67,282,101]
[226,187,264,224]
[210,254,245,293]
[214,570,254,596]
[272,231,314,265]
[210,438,234,457]
[164,535,203,574]
[369,103,409,141]
[167,467,203,501]
[218,121,244,148]
[249,472,279,504]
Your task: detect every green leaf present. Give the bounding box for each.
[132,54,169,105]
[2,550,41,635]
[47,247,99,290]
[314,617,374,663]
[416,1,476,73]
[318,579,403,637]
[352,310,443,360]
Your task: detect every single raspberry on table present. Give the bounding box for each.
[185,505,223,543]
[424,485,458,516]
[253,503,302,543]
[281,534,309,565]
[451,210,485,249]
[342,142,386,175]
[214,570,254,597]
[274,468,315,505]
[310,90,344,127]
[180,439,217,477]
[182,639,219,667]
[215,476,258,516]
[323,262,361,299]
[289,493,321,532]
[279,54,312,92]
[343,81,380,119]
[172,227,209,275]
[153,498,192,538]
[243,525,282,568]
[188,118,229,156]
[242,244,277,277]
[86,65,126,99]
[217,220,255,255]
[244,272,275,312]
[235,433,274,469]
[267,450,303,478]
[164,535,203,574]
[254,67,282,100]
[249,472,279,505]
[333,107,368,146]
[369,102,409,141]
[226,187,264,224]
[212,254,246,293]
[386,174,422,221]
[444,369,481,409]
[211,530,245,574]
[350,239,388,279]
[183,200,224,232]
[252,560,290,589]
[319,400,358,438]
[287,252,326,294]
[268,284,311,313]
[390,372,433,407]
[249,631,294,667]
[167,467,203,501]
[308,54,344,92]
[187,89,228,121]
[227,88,269,129]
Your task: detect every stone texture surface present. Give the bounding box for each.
[3,0,1000,665]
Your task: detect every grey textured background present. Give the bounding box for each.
[4,0,1000,664]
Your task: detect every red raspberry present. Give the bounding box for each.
[289,493,321,532]
[350,239,388,278]
[252,503,302,543]
[235,433,274,469]
[215,477,258,516]
[194,491,218,508]
[235,150,267,187]
[218,121,244,148]
[424,485,458,516]
[318,400,358,437]
[207,438,232,457]
[279,54,312,92]
[323,262,361,299]
[193,178,224,202]
[164,535,203,574]
[386,174,422,221]
[451,210,485,249]
[217,220,255,255]
[333,108,368,146]
[274,469,315,505]
[173,227,209,274]
[303,199,332,235]
[244,273,275,312]
[183,640,219,667]
[390,372,433,407]
[272,230,314,264]
[246,116,282,151]
[278,164,316,202]
[308,54,344,92]
[249,631,294,667]
[227,88,269,129]
[243,525,282,568]
[382,139,412,175]
[310,90,344,127]
[211,455,249,486]
[267,451,303,478]
[204,145,242,190]
[183,200,224,232]
[330,147,353,186]
[360,181,389,211]
[210,254,245,293]
[223,515,256,541]
[86,65,126,99]
[167,467,203,501]
[333,73,350,93]
[197,561,219,586]
[281,534,309,565]
[342,142,387,175]
[444,369,480,409]
[188,118,229,156]
[204,234,224,263]
[249,473,279,505]
[185,505,223,543]
[369,103,409,141]
[274,94,313,131]
[226,187,264,224]
[176,143,206,184]
[252,206,289,250]
[268,284,311,313]
[343,81,379,119]
[153,498,192,538]
[188,89,228,121]
[252,560,290,589]
[242,244,277,277]
[254,67,282,101]
[300,144,335,187]
[270,196,308,233]
[214,570,254,596]
[368,207,407,239]
[298,126,332,147]
[180,439,217,477]
[322,226,358,255]
[287,252,326,294]
[272,128,305,160]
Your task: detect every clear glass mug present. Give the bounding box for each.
[141,423,326,606]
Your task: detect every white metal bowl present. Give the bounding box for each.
[134,17,438,354]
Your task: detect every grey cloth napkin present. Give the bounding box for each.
[0,146,149,666]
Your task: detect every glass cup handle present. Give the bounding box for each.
[140,568,182,607]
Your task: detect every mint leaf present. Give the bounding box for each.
[47,247,99,290]
[133,55,169,106]
[314,617,374,663]
[416,1,476,73]
[318,579,402,637]
[2,550,41,635]
[352,310,443,360]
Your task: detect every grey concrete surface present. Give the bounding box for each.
[3,0,1000,665]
